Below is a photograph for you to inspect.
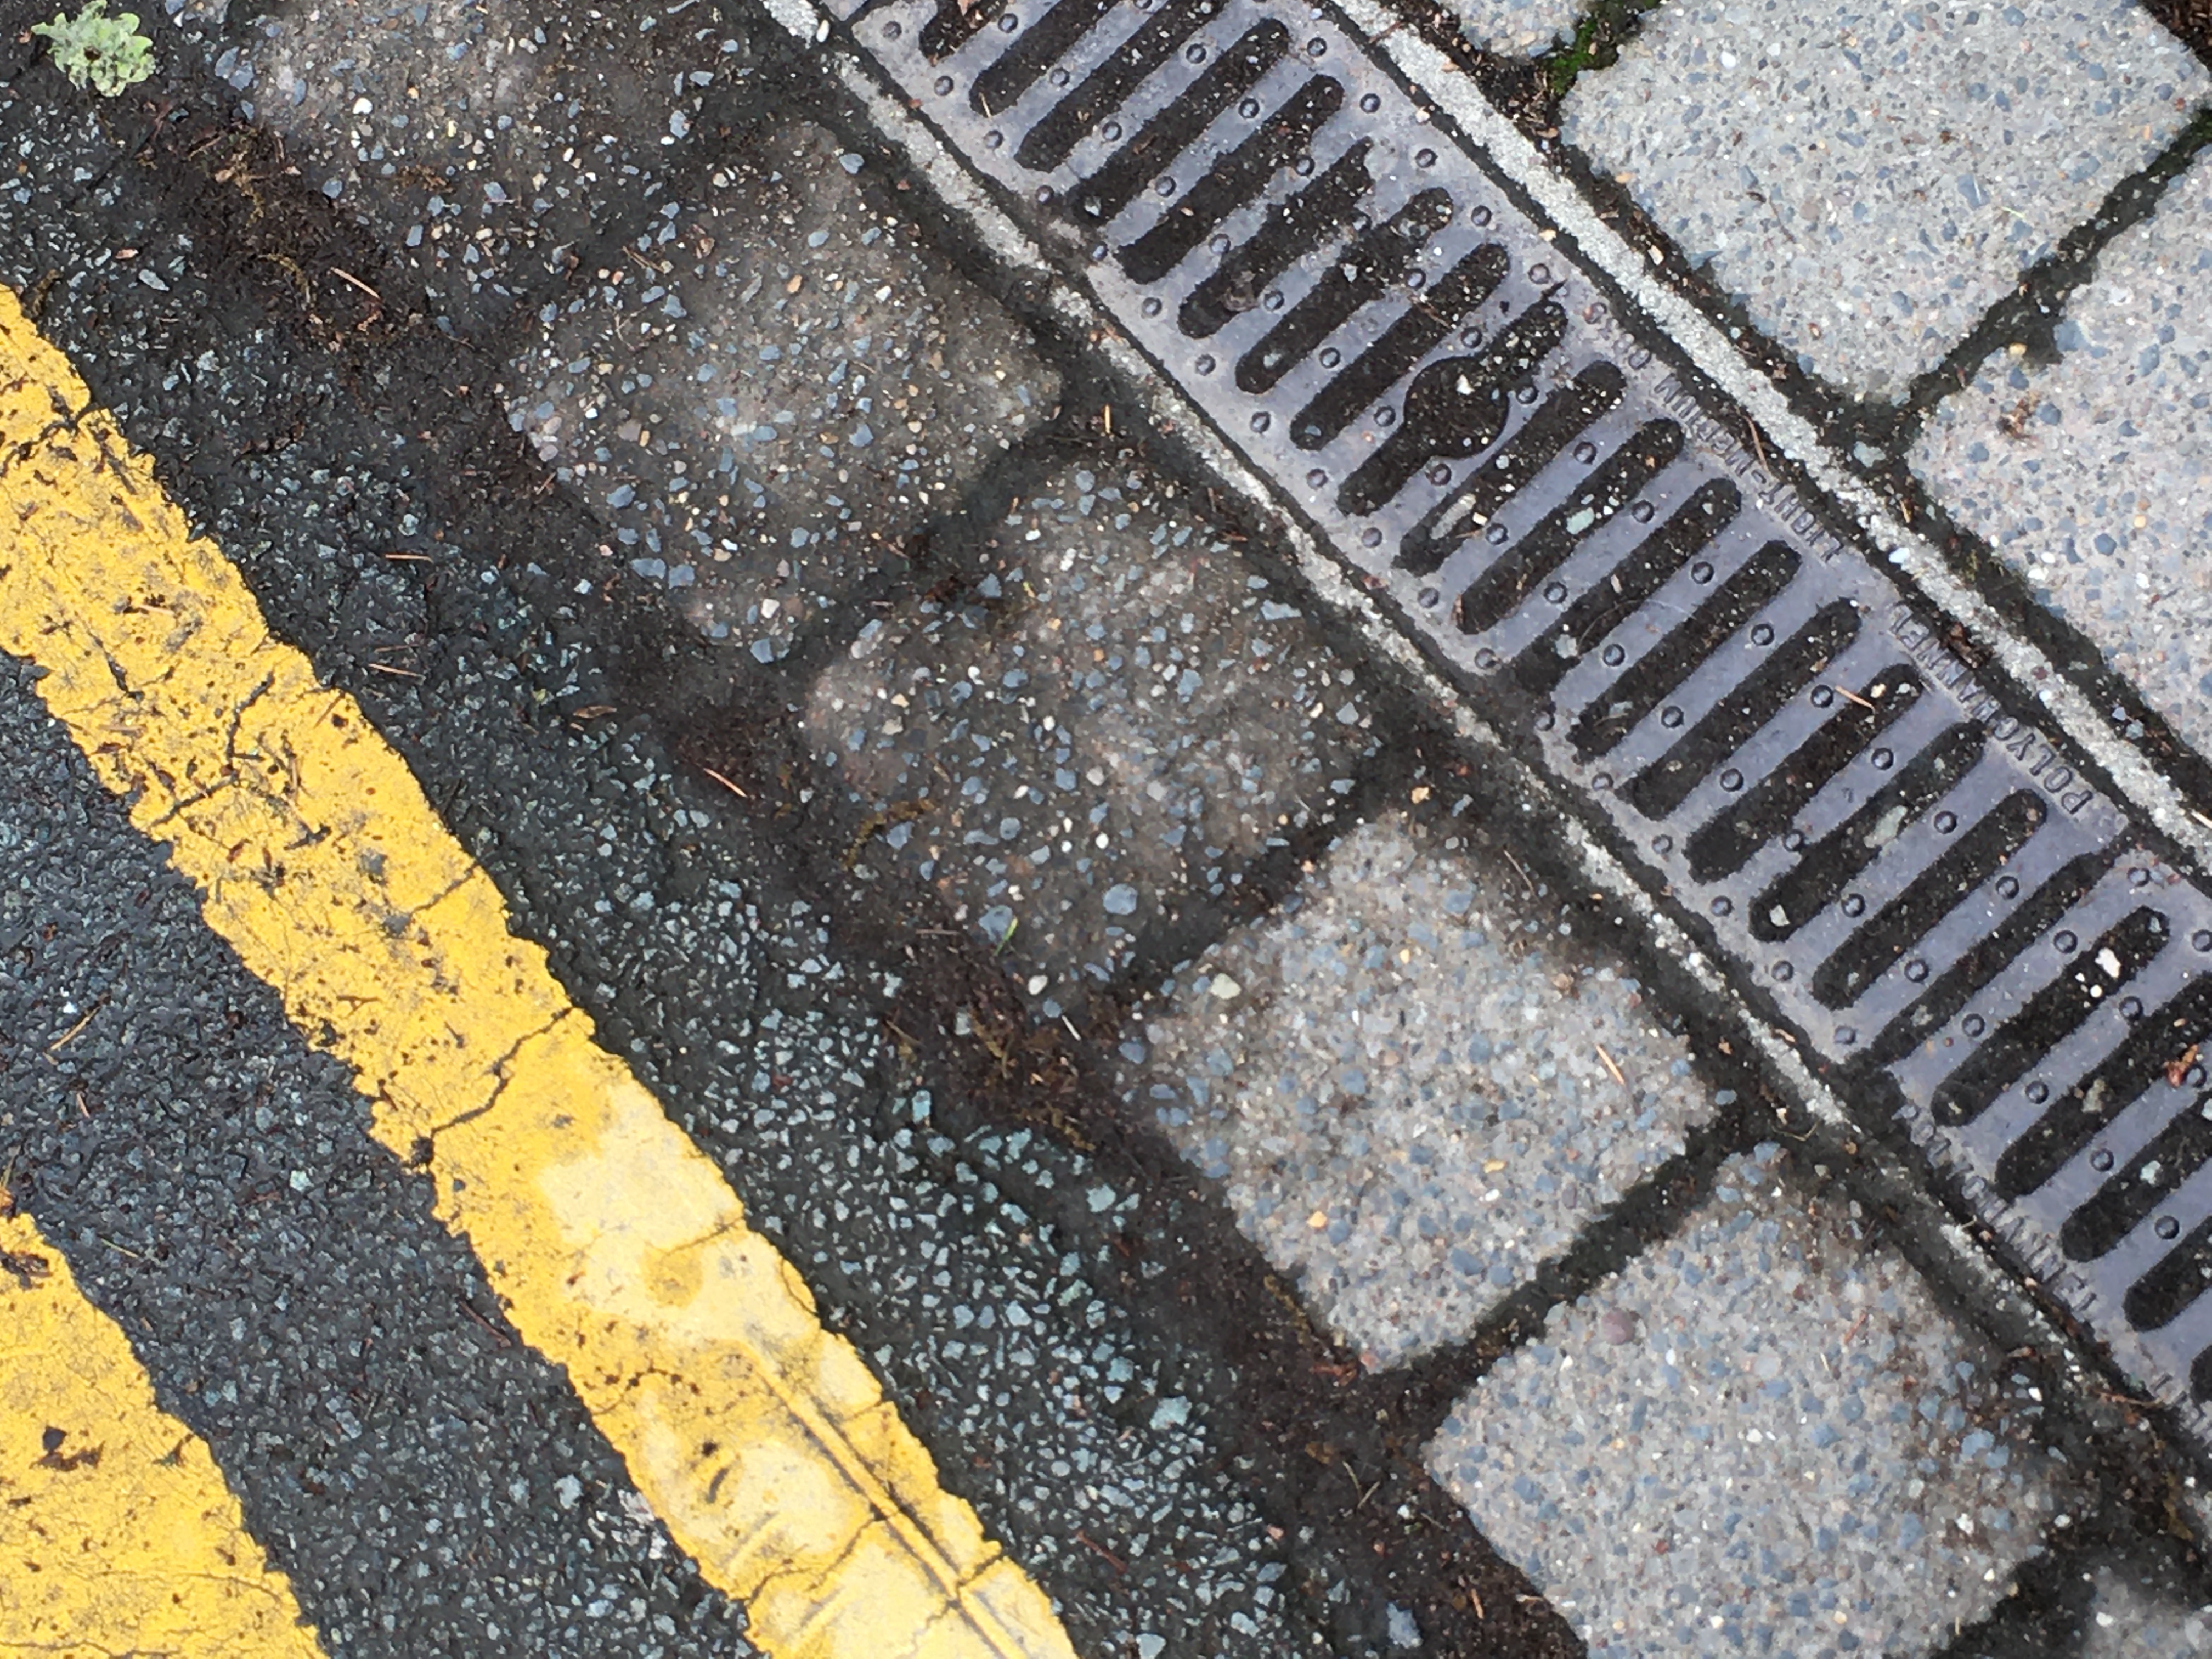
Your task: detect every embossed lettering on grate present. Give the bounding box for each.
[837,0,2212,1441]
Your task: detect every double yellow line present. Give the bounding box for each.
[0,288,1075,1659]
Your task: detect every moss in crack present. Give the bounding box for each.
[1536,0,1664,104]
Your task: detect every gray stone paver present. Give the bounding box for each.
[1427,1145,2073,1658]
[1448,0,1586,55]
[239,0,759,335]
[509,117,1060,658]
[807,461,1374,1015]
[1563,0,2209,400]
[2082,1559,2212,1656]
[1119,813,1715,1367]
[1913,153,2212,760]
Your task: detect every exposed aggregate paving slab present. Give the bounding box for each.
[1447,0,1588,56]
[1563,0,2209,400]
[2080,1557,2212,1655]
[232,0,763,335]
[1116,812,1716,1368]
[808,459,1375,1015]
[1427,1145,2075,1658]
[1913,153,2212,761]
[510,116,1061,659]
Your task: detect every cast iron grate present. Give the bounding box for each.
[838,0,2212,1443]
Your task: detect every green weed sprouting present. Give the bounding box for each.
[33,0,155,98]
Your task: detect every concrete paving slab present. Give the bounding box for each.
[1118,812,1716,1368]
[808,460,1375,1013]
[1913,153,2212,760]
[1427,1144,2074,1658]
[509,117,1061,658]
[1448,0,1586,56]
[2081,1558,2212,1656]
[236,0,760,335]
[1562,0,2208,400]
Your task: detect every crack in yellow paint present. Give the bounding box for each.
[0,1210,326,1657]
[0,291,1077,1659]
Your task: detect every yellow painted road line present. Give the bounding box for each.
[0,1207,328,1657]
[0,289,1076,1659]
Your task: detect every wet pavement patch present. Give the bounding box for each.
[808,456,1374,1017]
[237,0,769,337]
[507,115,1060,657]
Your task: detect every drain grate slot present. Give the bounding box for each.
[973,0,1122,117]
[1566,539,1800,763]
[1402,363,1628,577]
[1864,848,2124,1068]
[1621,601,1862,822]
[1747,721,1987,944]
[2126,1216,2212,1332]
[1682,667,1923,884]
[1509,478,1742,701]
[921,0,1008,63]
[1994,976,2212,1201]
[1451,418,1684,635]
[1180,139,1373,337]
[1929,907,2171,1128]
[1293,244,1515,453]
[1809,791,2049,1011]
[855,0,2212,1440]
[1120,75,1345,284]
[2063,1082,2212,1262]
[1237,189,1455,394]
[1017,0,1219,171]
[1068,20,1290,229]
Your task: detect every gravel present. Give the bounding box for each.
[1427,1144,2074,1657]
[1563,0,2209,399]
[807,460,1376,1014]
[1118,812,1715,1367]
[509,117,1060,657]
[1912,152,2212,757]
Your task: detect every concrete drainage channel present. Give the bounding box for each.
[811,0,2212,1464]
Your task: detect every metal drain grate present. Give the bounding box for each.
[839,0,2212,1441]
